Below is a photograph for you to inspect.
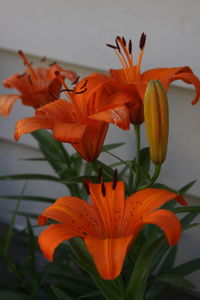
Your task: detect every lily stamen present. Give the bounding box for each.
[18,50,39,80]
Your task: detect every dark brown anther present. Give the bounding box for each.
[49,89,58,100]
[17,72,26,78]
[75,88,87,94]
[112,169,118,190]
[106,43,118,50]
[71,76,80,85]
[115,39,121,53]
[101,181,106,197]
[122,36,126,46]
[80,80,88,90]
[128,39,132,54]
[98,167,103,183]
[55,70,60,76]
[49,61,57,67]
[139,32,146,50]
[83,177,90,195]
[28,75,33,85]
[60,88,74,93]
[116,36,121,41]
[41,56,46,62]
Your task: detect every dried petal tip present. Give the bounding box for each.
[139,32,146,50]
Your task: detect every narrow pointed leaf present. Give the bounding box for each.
[51,286,72,300]
[3,183,27,255]
[0,195,55,203]
[0,291,30,300]
[173,258,200,276]
[154,273,195,289]
[179,180,197,194]
[173,206,200,213]
[102,142,125,152]
[158,245,177,274]
[127,237,164,300]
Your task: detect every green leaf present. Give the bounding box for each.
[69,238,121,300]
[158,245,177,274]
[154,273,195,289]
[173,206,200,214]
[31,130,70,178]
[0,174,61,182]
[92,160,114,179]
[51,286,72,300]
[0,195,55,203]
[0,174,96,184]
[179,180,197,195]
[126,237,165,300]
[173,258,200,276]
[181,212,199,227]
[151,183,177,193]
[102,142,125,152]
[19,157,46,161]
[32,130,69,163]
[137,148,151,185]
[3,183,27,256]
[10,211,38,220]
[0,291,30,300]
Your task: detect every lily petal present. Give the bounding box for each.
[53,123,88,143]
[143,209,181,245]
[14,115,54,141]
[124,188,181,234]
[89,181,125,236]
[38,224,77,261]
[84,235,133,280]
[39,196,99,236]
[37,99,74,123]
[167,72,200,105]
[89,105,130,130]
[0,94,21,116]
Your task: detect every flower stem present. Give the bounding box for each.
[133,124,141,191]
[137,164,161,190]
[151,164,161,183]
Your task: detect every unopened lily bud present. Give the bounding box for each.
[144,80,169,165]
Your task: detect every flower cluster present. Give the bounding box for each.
[1,33,199,284]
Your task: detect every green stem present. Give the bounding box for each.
[151,164,161,183]
[137,164,161,191]
[133,124,141,191]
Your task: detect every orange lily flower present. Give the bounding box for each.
[38,180,185,280]
[85,33,200,124]
[0,51,77,116]
[14,72,131,161]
